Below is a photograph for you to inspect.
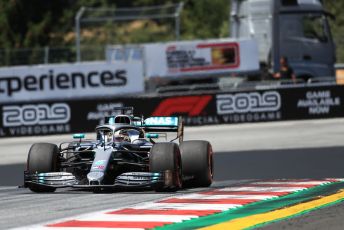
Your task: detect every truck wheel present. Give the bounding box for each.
[27,143,60,193]
[180,140,213,187]
[150,142,182,191]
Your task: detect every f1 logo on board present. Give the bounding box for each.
[2,103,70,127]
[152,95,212,116]
[216,91,281,114]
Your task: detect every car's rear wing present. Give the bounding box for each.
[137,116,184,142]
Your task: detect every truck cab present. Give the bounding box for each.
[231,0,336,81]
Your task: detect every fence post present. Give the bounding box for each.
[75,7,86,62]
[175,2,184,41]
[44,46,49,64]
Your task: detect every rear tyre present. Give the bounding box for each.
[27,143,60,193]
[180,140,213,187]
[150,142,182,191]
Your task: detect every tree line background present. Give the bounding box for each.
[0,0,343,64]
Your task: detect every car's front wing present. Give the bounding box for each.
[24,171,175,190]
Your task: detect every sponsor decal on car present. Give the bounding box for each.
[144,117,178,126]
[94,160,106,166]
[92,165,105,170]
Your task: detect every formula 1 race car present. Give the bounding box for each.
[24,107,213,192]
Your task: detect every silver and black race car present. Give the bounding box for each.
[24,107,213,192]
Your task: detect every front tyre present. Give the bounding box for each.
[180,140,213,187]
[27,143,60,193]
[150,142,182,191]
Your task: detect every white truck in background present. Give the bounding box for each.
[231,0,336,81]
[106,0,336,91]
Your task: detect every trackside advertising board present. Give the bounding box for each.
[105,38,259,78]
[0,61,144,103]
[144,38,259,78]
[1,85,344,137]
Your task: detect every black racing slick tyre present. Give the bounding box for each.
[149,142,182,191]
[27,143,60,193]
[180,140,213,187]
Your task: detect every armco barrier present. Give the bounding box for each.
[0,85,342,137]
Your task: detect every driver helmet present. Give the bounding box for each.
[114,129,131,142]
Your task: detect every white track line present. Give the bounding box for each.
[251,181,329,185]
[14,227,143,230]
[219,187,307,192]
[77,213,197,222]
[174,193,276,200]
[136,202,241,211]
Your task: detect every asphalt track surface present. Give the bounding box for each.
[1,118,344,229]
